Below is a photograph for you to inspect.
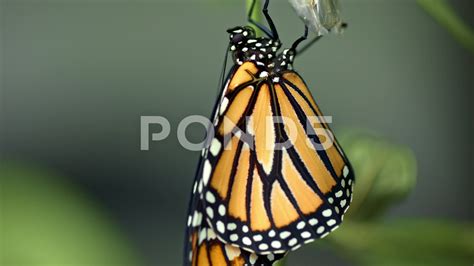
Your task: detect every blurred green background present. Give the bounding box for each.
[1,0,473,265]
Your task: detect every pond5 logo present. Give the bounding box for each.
[140,115,336,152]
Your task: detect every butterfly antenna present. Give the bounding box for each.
[216,42,230,96]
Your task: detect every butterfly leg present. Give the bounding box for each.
[261,0,279,40]
[295,22,348,55]
[295,35,323,56]
[291,25,310,53]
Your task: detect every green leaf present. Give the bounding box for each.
[338,130,417,221]
[0,161,143,266]
[328,219,474,266]
[246,0,263,36]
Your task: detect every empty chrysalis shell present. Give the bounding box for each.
[288,0,344,36]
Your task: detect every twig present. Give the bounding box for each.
[246,0,263,36]
[417,0,474,54]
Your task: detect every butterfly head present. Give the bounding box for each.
[227,26,256,46]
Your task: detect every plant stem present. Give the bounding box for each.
[246,0,263,36]
[417,0,474,54]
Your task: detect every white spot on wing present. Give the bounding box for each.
[202,160,212,185]
[340,199,347,207]
[322,209,332,217]
[242,237,252,245]
[224,245,241,260]
[288,238,297,246]
[301,231,311,239]
[218,205,226,216]
[291,244,302,251]
[216,221,225,233]
[316,226,325,234]
[227,223,237,231]
[343,165,349,177]
[206,207,214,218]
[279,231,291,239]
[230,234,239,241]
[207,228,217,240]
[205,191,215,203]
[219,97,229,115]
[198,180,203,193]
[296,221,306,230]
[191,211,202,227]
[249,253,258,264]
[271,240,281,248]
[198,228,207,244]
[268,230,276,237]
[209,138,222,157]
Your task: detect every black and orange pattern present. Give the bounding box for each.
[184,195,284,266]
[184,20,353,266]
[201,62,354,254]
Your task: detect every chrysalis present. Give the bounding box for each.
[288,0,344,35]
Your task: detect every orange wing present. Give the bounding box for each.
[200,62,354,254]
[183,63,286,265]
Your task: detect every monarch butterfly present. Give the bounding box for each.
[184,0,353,265]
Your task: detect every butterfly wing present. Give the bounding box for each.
[183,62,286,265]
[201,62,354,254]
[279,70,354,217]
